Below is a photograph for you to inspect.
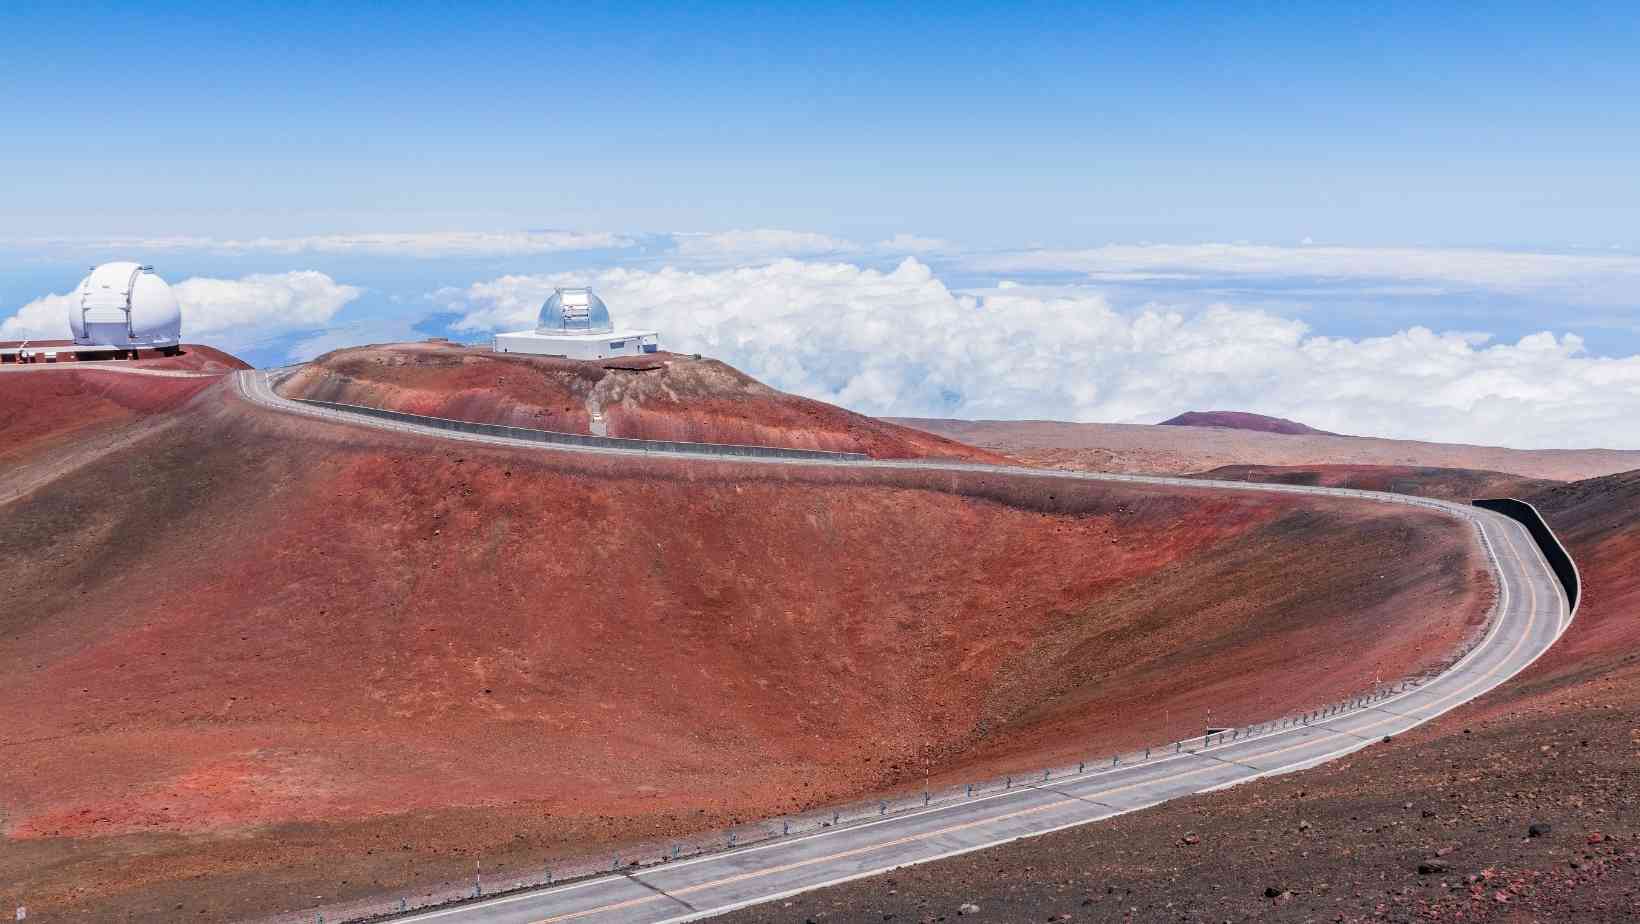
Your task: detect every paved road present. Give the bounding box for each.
[0,362,222,378]
[234,369,1573,924]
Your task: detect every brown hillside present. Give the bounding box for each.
[0,378,1489,921]
[280,341,998,460]
[893,417,1640,481]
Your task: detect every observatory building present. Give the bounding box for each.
[71,262,182,351]
[2,262,183,363]
[492,287,659,361]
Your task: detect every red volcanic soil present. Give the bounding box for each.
[893,417,1640,481]
[0,380,1490,921]
[1192,463,1559,503]
[720,470,1640,923]
[280,341,998,461]
[0,367,229,509]
[1160,410,1335,435]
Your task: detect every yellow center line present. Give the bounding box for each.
[527,520,1544,924]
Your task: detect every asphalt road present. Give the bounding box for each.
[232,369,1572,924]
[0,362,219,378]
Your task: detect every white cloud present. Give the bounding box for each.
[971,242,1640,299]
[13,231,634,258]
[0,291,78,342]
[876,233,952,254]
[669,229,860,262]
[2,271,362,346]
[172,271,362,336]
[435,258,1640,450]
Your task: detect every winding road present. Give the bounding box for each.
[229,368,1573,924]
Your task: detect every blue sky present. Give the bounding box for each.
[4,2,1640,448]
[6,2,1638,245]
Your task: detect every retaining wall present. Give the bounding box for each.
[293,397,872,463]
[1473,497,1580,613]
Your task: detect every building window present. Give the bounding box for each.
[609,340,626,349]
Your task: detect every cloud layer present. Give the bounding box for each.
[11,231,633,258]
[971,243,1640,299]
[437,258,1640,449]
[2,271,361,347]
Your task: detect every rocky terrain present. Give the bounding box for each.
[0,350,1490,921]
[894,417,1640,481]
[718,467,1640,923]
[280,341,997,460]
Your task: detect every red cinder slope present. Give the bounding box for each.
[1,369,214,459]
[1159,410,1335,435]
[0,379,1490,921]
[279,341,999,460]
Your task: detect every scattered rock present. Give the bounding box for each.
[1180,833,1201,845]
[1418,860,1449,875]
[958,903,980,916]
[1529,822,1553,838]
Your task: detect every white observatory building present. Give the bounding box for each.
[70,262,183,352]
[492,287,659,361]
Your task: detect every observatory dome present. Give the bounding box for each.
[537,287,613,334]
[69,262,182,349]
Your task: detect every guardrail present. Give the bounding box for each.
[1473,497,1581,613]
[288,396,872,463]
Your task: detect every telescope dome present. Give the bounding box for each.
[537,287,613,334]
[69,262,182,348]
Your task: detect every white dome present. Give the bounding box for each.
[537,287,613,334]
[69,262,182,348]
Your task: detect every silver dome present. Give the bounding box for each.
[537,287,613,334]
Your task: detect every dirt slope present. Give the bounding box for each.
[725,468,1640,923]
[0,378,1488,921]
[0,358,242,509]
[280,342,999,460]
[892,417,1640,481]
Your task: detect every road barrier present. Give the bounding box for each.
[1473,497,1580,613]
[289,396,871,463]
